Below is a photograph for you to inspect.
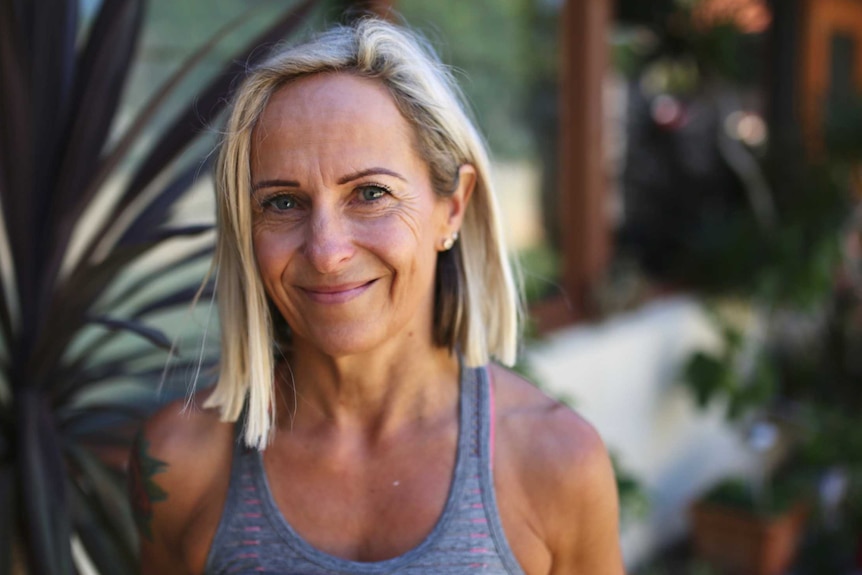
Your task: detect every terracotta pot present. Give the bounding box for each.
[690,501,807,575]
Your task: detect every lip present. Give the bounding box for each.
[298,279,377,304]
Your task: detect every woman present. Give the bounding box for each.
[131,19,625,575]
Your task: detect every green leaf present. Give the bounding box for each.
[683,351,732,408]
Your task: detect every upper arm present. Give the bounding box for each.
[128,423,185,574]
[545,418,625,575]
[128,399,232,575]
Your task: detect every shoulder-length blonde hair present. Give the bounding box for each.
[206,18,521,449]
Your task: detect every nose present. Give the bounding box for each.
[304,207,355,274]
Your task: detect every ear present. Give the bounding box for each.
[445,164,476,231]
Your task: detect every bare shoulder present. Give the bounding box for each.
[489,363,610,477]
[130,391,234,574]
[489,364,624,574]
[137,391,231,468]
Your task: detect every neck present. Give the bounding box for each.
[274,340,461,437]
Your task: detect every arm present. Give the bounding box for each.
[128,399,232,575]
[544,417,625,575]
[128,427,186,575]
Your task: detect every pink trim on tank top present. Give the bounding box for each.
[488,367,496,470]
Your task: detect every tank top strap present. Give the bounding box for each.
[472,364,526,575]
[201,403,254,575]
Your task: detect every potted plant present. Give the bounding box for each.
[690,471,808,575]
[691,476,807,575]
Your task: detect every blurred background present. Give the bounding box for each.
[2,0,862,573]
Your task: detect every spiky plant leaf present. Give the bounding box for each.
[17,391,74,574]
[0,447,12,575]
[67,445,138,551]
[88,316,173,351]
[96,244,214,313]
[73,0,320,278]
[0,0,322,572]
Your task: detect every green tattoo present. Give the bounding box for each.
[129,432,168,541]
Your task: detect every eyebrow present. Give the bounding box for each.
[252,167,407,192]
[336,167,407,185]
[252,179,300,191]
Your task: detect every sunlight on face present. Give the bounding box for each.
[250,73,453,359]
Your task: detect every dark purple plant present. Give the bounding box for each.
[0,0,319,573]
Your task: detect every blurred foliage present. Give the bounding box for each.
[699,476,801,518]
[612,451,651,526]
[612,0,766,86]
[826,96,862,161]
[634,561,718,575]
[621,0,862,571]
[680,303,782,422]
[517,242,561,305]
[397,0,537,159]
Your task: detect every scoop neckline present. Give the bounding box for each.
[250,365,474,574]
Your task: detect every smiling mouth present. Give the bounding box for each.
[299,279,377,304]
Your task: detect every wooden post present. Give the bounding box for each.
[800,0,862,149]
[346,0,396,19]
[534,0,612,330]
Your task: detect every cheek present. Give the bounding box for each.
[252,228,295,286]
[366,219,439,296]
[386,195,447,252]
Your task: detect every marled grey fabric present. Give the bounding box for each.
[204,365,525,575]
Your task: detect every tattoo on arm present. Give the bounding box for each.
[129,431,169,541]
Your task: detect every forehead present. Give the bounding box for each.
[267,72,397,116]
[253,73,416,152]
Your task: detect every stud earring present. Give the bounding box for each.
[441,231,459,251]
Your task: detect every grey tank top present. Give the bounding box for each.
[204,365,527,575]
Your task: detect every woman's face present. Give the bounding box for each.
[250,73,469,358]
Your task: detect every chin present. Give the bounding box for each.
[295,323,394,359]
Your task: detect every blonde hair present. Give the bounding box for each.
[206,18,521,449]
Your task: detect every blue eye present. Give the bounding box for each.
[266,195,296,211]
[359,185,389,201]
